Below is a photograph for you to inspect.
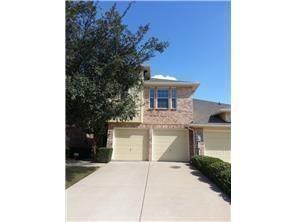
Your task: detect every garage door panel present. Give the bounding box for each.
[205,140,231,151]
[204,130,231,162]
[153,129,189,162]
[204,151,231,163]
[113,129,148,160]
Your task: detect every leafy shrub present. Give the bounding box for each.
[95,147,113,163]
[192,155,222,173]
[191,155,231,197]
[208,161,231,196]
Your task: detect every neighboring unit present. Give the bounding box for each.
[107,66,231,162]
[191,99,231,162]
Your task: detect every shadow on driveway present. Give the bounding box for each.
[186,163,231,203]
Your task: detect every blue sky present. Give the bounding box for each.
[99,1,230,104]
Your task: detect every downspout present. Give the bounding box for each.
[185,125,198,156]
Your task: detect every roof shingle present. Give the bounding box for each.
[192,99,231,125]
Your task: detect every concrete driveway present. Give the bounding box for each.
[66,161,230,222]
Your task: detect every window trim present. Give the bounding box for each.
[157,87,169,109]
[171,87,177,110]
[149,87,155,109]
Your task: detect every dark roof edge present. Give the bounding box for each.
[193,98,231,107]
[188,123,231,128]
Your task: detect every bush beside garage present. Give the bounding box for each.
[191,155,231,197]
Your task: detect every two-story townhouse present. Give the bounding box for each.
[107,66,231,162]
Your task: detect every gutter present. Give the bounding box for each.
[219,108,231,112]
[188,123,231,128]
[184,125,198,157]
[185,126,195,132]
[144,81,200,90]
[214,109,231,115]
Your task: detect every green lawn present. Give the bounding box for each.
[66,166,98,189]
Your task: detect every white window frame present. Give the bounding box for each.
[171,87,177,110]
[157,87,169,109]
[149,87,155,109]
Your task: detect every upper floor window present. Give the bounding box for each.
[149,88,154,109]
[157,88,169,109]
[171,88,177,109]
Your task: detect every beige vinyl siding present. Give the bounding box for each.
[109,90,144,123]
[113,129,149,160]
[126,89,144,122]
[152,129,189,162]
[203,128,231,162]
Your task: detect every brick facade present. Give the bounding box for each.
[107,85,196,160]
[192,128,205,155]
[143,87,193,124]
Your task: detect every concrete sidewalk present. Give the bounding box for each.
[66,161,230,221]
[66,159,107,168]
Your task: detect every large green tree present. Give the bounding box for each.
[66,1,168,150]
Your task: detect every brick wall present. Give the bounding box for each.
[196,127,205,155]
[106,86,195,159]
[143,87,194,124]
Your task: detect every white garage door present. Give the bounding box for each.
[153,129,189,162]
[113,129,149,161]
[203,129,231,162]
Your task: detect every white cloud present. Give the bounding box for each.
[152,74,177,81]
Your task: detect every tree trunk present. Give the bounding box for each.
[92,122,107,161]
[92,133,99,162]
